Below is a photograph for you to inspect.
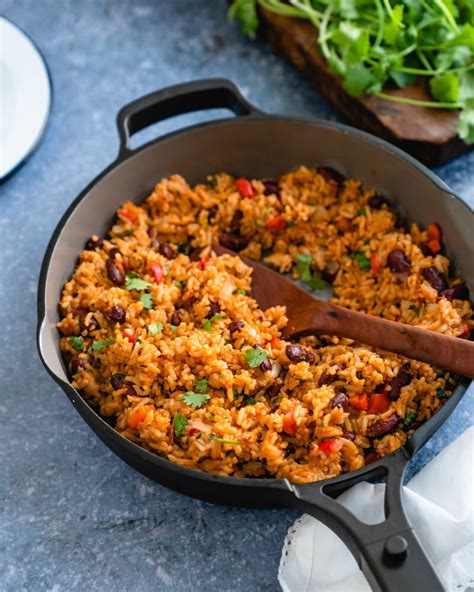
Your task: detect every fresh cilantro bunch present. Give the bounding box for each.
[229,0,474,142]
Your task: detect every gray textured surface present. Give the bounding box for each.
[1,1,473,591]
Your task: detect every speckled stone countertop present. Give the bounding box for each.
[1,1,473,591]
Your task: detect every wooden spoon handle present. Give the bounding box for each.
[285,301,474,378]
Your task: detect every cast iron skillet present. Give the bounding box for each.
[37,79,473,592]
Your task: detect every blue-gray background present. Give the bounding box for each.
[1,1,472,591]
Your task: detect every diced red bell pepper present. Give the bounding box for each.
[235,178,254,198]
[349,393,369,411]
[368,392,391,414]
[265,215,288,231]
[428,223,442,243]
[365,452,379,464]
[319,439,343,454]
[197,255,210,270]
[151,263,164,283]
[426,239,442,255]
[283,407,297,435]
[370,252,380,275]
[189,428,200,436]
[122,329,136,344]
[270,336,281,349]
[460,323,470,338]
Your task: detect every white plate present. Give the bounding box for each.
[0,17,52,181]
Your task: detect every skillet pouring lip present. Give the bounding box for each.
[37,110,472,494]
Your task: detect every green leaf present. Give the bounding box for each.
[204,313,222,333]
[90,337,115,351]
[430,73,460,103]
[148,322,163,335]
[389,70,416,88]
[68,336,84,352]
[403,411,417,426]
[460,70,474,102]
[194,379,209,393]
[243,347,268,368]
[356,207,366,216]
[209,434,242,445]
[294,253,327,290]
[350,250,371,270]
[140,292,153,310]
[169,324,178,333]
[343,63,378,97]
[174,280,185,289]
[234,288,248,295]
[181,391,211,409]
[125,273,151,291]
[458,100,474,143]
[242,395,256,406]
[173,413,187,437]
[436,387,447,400]
[178,242,191,255]
[228,0,259,38]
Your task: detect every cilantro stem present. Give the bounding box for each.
[374,92,463,110]
[432,0,459,34]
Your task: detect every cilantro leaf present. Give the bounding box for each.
[458,100,474,143]
[403,411,417,426]
[174,280,185,289]
[204,313,222,332]
[343,63,379,97]
[68,336,84,352]
[436,387,447,400]
[125,273,151,291]
[234,288,248,295]
[173,413,187,437]
[169,324,178,333]
[350,250,371,271]
[244,347,268,368]
[140,292,153,310]
[430,73,459,103]
[182,391,211,409]
[294,253,327,291]
[194,379,209,393]
[228,0,259,38]
[90,337,115,351]
[148,322,163,335]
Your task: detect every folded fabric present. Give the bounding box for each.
[279,427,474,592]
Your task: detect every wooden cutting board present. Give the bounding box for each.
[255,8,471,167]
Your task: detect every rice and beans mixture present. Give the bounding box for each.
[58,167,472,483]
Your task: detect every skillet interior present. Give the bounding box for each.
[38,115,473,504]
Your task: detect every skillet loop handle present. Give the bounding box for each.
[116,78,263,158]
[292,449,445,592]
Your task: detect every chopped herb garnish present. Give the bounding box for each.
[125,273,151,291]
[148,322,163,335]
[350,250,371,271]
[244,347,268,368]
[140,292,153,309]
[409,304,420,315]
[208,175,218,188]
[357,208,366,216]
[403,411,417,426]
[234,288,248,295]
[169,324,178,333]
[194,379,209,393]
[90,337,115,351]
[178,242,191,255]
[164,264,170,276]
[436,387,446,400]
[121,228,134,237]
[174,280,185,289]
[287,220,296,228]
[242,395,256,406]
[181,391,211,409]
[173,413,187,437]
[294,253,327,291]
[209,434,242,445]
[68,336,84,352]
[204,313,222,332]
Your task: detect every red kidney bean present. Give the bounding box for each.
[159,242,175,259]
[108,247,120,260]
[263,180,280,196]
[83,315,100,332]
[387,250,411,273]
[368,195,388,210]
[85,236,103,250]
[319,372,338,387]
[422,267,448,293]
[260,357,272,372]
[109,305,126,323]
[110,375,137,396]
[208,204,218,222]
[230,210,244,233]
[330,392,349,408]
[367,414,400,438]
[342,431,355,441]
[106,259,124,286]
[365,452,379,464]
[70,357,86,373]
[228,320,244,334]
[208,301,221,318]
[441,283,469,301]
[171,310,181,326]
[219,233,250,252]
[286,344,315,365]
[388,363,412,400]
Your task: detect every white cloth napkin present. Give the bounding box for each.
[279,427,474,592]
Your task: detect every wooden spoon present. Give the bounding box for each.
[214,245,474,378]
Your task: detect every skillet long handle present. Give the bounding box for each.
[285,301,474,378]
[293,450,445,592]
